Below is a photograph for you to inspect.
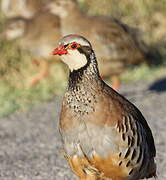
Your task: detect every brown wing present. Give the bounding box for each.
[128,106,156,157]
[104,83,156,158]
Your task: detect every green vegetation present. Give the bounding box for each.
[122,65,166,83]
[0,0,166,117]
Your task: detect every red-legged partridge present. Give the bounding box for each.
[52,34,156,180]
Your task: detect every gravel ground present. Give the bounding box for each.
[0,80,166,180]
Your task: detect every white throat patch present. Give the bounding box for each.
[61,49,87,71]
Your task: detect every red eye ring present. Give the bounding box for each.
[69,42,80,50]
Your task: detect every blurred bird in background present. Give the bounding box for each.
[1,0,163,90]
[1,0,62,88]
[47,0,162,90]
[3,11,61,87]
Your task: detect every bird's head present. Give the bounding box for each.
[52,34,93,71]
[4,17,26,40]
[47,0,78,18]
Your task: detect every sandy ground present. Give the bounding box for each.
[0,79,166,180]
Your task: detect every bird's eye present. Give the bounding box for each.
[70,42,78,49]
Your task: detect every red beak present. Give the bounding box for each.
[52,45,68,55]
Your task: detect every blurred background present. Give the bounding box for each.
[0,0,165,117]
